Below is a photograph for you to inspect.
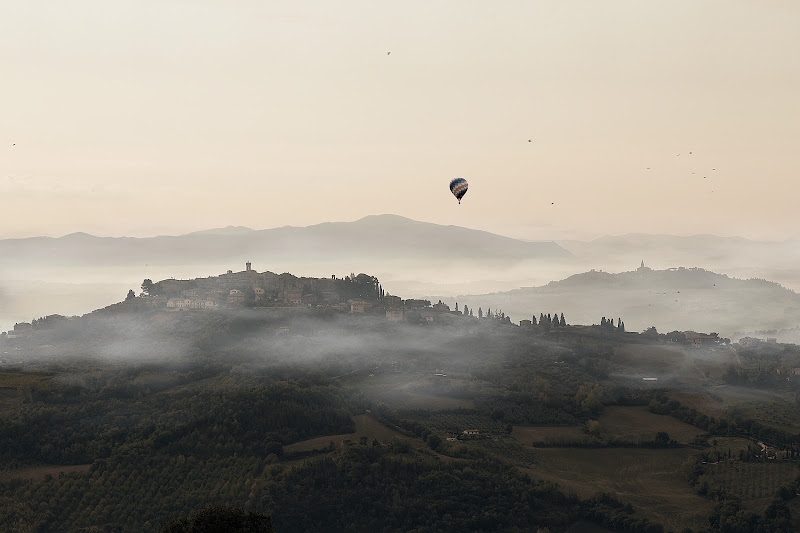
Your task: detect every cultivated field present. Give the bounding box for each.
[511,425,588,446]
[700,461,798,512]
[283,413,418,453]
[0,371,51,409]
[401,391,474,410]
[598,405,707,444]
[528,447,711,532]
[712,385,800,434]
[0,464,91,482]
[612,344,687,375]
[353,372,474,410]
[666,390,726,419]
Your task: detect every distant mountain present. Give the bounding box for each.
[447,266,800,337]
[0,214,572,268]
[183,226,256,236]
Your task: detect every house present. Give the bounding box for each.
[683,331,719,346]
[281,288,302,304]
[384,295,402,307]
[519,319,532,327]
[462,429,480,437]
[349,299,370,313]
[228,289,246,304]
[167,298,192,309]
[739,337,762,347]
[386,308,404,321]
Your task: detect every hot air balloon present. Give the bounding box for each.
[449,177,468,204]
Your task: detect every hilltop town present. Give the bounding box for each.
[5,262,784,358]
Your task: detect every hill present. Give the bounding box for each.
[448,266,800,337]
[558,233,800,292]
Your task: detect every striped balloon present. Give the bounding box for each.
[449,177,468,204]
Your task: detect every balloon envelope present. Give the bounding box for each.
[449,178,468,203]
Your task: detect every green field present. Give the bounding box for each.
[528,447,711,532]
[666,390,726,418]
[283,414,419,454]
[598,405,707,444]
[0,464,91,483]
[0,371,52,409]
[713,385,800,434]
[512,425,588,446]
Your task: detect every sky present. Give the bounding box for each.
[2,1,799,242]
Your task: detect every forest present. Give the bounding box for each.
[2,305,800,532]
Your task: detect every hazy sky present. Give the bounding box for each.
[2,1,799,241]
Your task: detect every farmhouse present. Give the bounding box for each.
[683,331,719,346]
[386,308,404,321]
[349,299,370,313]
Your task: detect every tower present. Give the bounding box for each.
[246,261,252,272]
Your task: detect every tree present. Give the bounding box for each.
[532,315,537,325]
[125,289,136,301]
[163,505,274,533]
[463,304,468,316]
[478,307,483,318]
[141,279,154,296]
[560,313,566,326]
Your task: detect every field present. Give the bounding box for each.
[598,405,707,444]
[401,391,474,410]
[420,411,505,435]
[712,385,800,434]
[528,447,711,532]
[351,372,474,410]
[612,344,688,375]
[699,461,799,512]
[0,371,52,409]
[0,464,91,482]
[283,413,418,454]
[512,425,588,446]
[666,390,726,418]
